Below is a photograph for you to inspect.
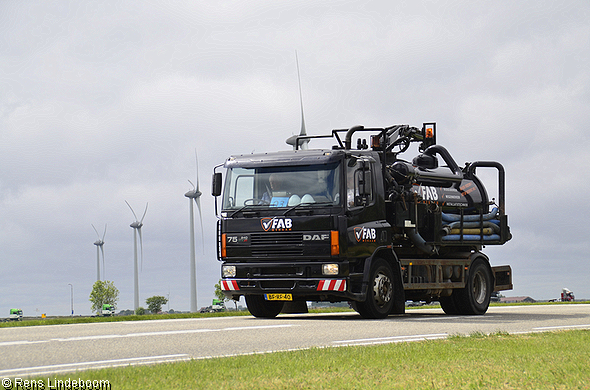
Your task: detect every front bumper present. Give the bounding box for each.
[220,277,353,301]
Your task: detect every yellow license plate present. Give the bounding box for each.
[265,293,292,301]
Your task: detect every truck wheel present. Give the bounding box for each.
[439,295,459,315]
[355,258,394,319]
[454,258,493,315]
[245,295,284,318]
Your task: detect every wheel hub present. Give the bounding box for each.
[373,272,392,306]
[473,271,488,305]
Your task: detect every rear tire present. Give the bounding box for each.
[245,295,284,318]
[355,258,395,319]
[453,258,493,315]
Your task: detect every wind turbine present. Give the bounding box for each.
[185,151,204,313]
[126,201,148,311]
[91,224,107,281]
[286,51,310,150]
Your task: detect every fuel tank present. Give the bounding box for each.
[389,159,489,210]
[411,179,487,209]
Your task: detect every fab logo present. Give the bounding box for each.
[419,185,439,201]
[261,217,293,232]
[354,226,377,243]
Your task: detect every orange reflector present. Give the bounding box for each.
[221,233,227,258]
[370,135,382,149]
[425,126,434,139]
[331,231,339,256]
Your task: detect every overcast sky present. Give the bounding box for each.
[1,1,589,316]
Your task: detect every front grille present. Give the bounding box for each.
[250,232,304,257]
[250,232,303,245]
[251,248,304,256]
[256,267,303,276]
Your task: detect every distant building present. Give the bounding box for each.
[500,296,536,303]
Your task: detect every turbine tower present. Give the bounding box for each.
[185,151,204,313]
[92,224,107,281]
[126,201,148,311]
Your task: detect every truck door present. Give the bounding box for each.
[344,156,387,258]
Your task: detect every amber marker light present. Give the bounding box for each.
[221,233,227,258]
[331,230,340,256]
[370,134,382,149]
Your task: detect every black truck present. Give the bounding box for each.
[212,123,512,318]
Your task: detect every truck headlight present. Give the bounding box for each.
[222,265,236,278]
[322,264,339,276]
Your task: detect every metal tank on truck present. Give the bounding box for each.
[211,123,512,319]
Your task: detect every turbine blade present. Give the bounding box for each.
[102,224,107,241]
[286,51,309,150]
[140,203,148,223]
[195,197,204,254]
[125,200,138,221]
[100,245,105,280]
[138,226,144,272]
[92,224,100,239]
[296,50,307,137]
[195,150,200,193]
[188,179,195,190]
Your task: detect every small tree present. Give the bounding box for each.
[89,280,119,314]
[215,279,237,310]
[214,280,226,302]
[146,295,168,314]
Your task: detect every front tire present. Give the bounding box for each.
[245,295,284,318]
[355,258,395,319]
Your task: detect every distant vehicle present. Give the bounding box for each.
[100,304,115,316]
[9,308,23,321]
[199,299,226,313]
[211,299,225,312]
[490,291,501,302]
[561,288,575,302]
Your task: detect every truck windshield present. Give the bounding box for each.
[222,163,341,210]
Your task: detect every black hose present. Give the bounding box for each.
[406,228,437,254]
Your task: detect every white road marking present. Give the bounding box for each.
[532,324,590,330]
[0,340,49,347]
[0,324,295,346]
[333,333,448,346]
[0,354,190,378]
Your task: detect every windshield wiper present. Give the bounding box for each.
[229,205,258,218]
[283,202,333,216]
[229,198,271,217]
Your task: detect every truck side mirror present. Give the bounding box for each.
[355,161,372,206]
[212,173,223,196]
[358,160,371,197]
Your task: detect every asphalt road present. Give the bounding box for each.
[2,304,590,377]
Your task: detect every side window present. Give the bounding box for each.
[347,159,373,208]
[234,175,254,207]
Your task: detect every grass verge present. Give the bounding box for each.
[0,307,354,328]
[30,330,590,389]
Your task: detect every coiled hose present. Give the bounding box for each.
[441,207,501,241]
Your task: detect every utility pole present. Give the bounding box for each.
[68,283,74,317]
